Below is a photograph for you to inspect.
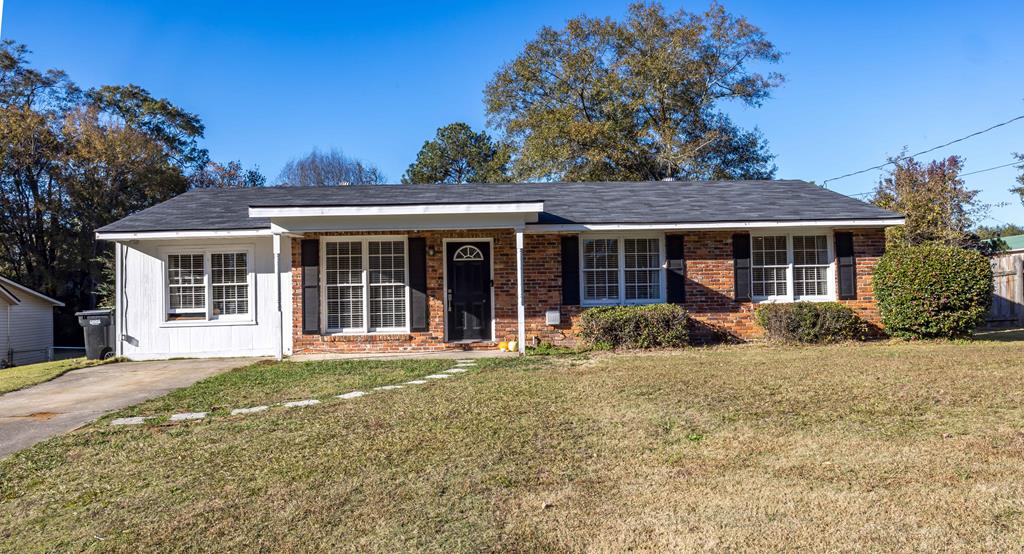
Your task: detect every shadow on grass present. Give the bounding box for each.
[973,327,1024,342]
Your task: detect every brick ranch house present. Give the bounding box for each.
[96,180,903,360]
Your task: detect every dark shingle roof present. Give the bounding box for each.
[96,180,902,233]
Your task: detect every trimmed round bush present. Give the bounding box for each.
[754,302,865,344]
[578,304,689,349]
[874,243,993,339]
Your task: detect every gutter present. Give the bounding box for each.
[525,218,906,233]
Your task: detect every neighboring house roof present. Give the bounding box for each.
[0,277,64,306]
[96,180,903,234]
[0,282,20,305]
[987,233,1024,253]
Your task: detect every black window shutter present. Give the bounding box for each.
[408,237,429,331]
[732,234,752,302]
[301,239,320,334]
[665,235,686,303]
[560,236,580,305]
[835,232,857,300]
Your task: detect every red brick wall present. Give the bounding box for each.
[291,230,518,354]
[522,234,582,345]
[521,228,888,345]
[290,228,888,353]
[835,228,887,331]
[680,231,758,340]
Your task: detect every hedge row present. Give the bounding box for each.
[754,302,864,344]
[577,304,689,349]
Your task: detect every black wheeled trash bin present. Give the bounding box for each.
[76,309,115,360]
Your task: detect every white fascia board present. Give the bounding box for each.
[248,202,545,218]
[96,229,274,241]
[524,218,905,233]
[0,285,20,305]
[269,213,537,233]
[0,276,63,306]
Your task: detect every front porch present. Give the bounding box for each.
[288,228,528,355]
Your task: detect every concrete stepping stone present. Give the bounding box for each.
[445,368,468,373]
[337,391,366,399]
[405,380,428,385]
[169,412,207,422]
[283,399,320,408]
[425,374,450,379]
[374,385,403,391]
[231,406,269,415]
[455,359,475,364]
[111,416,147,426]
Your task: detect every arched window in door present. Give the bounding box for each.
[453,245,484,262]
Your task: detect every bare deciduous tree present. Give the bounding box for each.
[277,148,386,186]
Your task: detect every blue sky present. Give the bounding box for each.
[5,1,1023,225]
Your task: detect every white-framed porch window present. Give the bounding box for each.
[580,234,665,305]
[750,232,835,302]
[163,246,255,322]
[167,253,206,316]
[322,236,409,334]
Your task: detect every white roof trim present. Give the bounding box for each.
[248,202,545,218]
[0,284,20,305]
[0,276,64,306]
[524,218,905,233]
[96,229,274,241]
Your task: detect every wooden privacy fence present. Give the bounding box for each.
[987,254,1024,326]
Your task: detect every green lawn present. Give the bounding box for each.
[0,357,111,395]
[105,357,452,419]
[2,340,1024,552]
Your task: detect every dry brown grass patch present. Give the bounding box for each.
[2,341,1023,552]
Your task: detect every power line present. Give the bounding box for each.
[960,160,1022,177]
[842,158,1022,200]
[822,114,1024,186]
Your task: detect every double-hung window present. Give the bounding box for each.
[792,236,830,297]
[750,233,834,302]
[165,247,253,322]
[582,238,619,301]
[167,254,206,317]
[211,253,250,316]
[581,236,664,305]
[323,237,408,333]
[752,236,789,298]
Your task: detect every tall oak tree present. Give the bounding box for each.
[484,2,783,182]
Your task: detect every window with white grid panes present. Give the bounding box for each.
[323,237,408,333]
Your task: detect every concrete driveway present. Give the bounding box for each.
[0,358,260,458]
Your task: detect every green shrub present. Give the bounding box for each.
[754,302,865,344]
[874,243,993,339]
[577,304,689,349]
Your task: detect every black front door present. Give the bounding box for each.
[446,242,491,341]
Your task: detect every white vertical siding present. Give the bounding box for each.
[2,295,56,366]
[118,237,286,360]
[0,301,9,364]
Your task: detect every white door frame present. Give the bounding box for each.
[441,238,496,342]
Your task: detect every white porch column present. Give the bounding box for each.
[515,227,526,354]
[114,241,123,357]
[273,232,284,361]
